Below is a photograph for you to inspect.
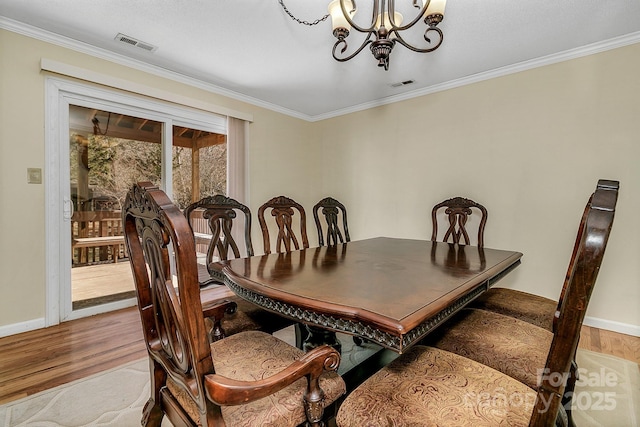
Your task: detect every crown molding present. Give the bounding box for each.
[0,17,311,121]
[310,31,640,121]
[2,17,639,123]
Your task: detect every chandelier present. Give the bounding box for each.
[279,0,446,71]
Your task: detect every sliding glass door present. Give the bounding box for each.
[68,105,162,310]
[46,77,228,323]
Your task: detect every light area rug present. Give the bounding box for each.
[0,328,380,427]
[572,349,639,427]
[1,341,637,426]
[0,358,158,427]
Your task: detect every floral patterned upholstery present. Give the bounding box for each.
[336,345,536,426]
[427,308,552,389]
[470,287,557,331]
[168,330,346,426]
[338,180,617,427]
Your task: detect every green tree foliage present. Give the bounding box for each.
[70,133,225,211]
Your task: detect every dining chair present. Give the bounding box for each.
[184,195,296,337]
[312,196,366,346]
[313,196,350,246]
[257,195,314,348]
[424,180,619,425]
[123,182,346,427]
[184,195,255,285]
[431,196,488,247]
[258,195,309,254]
[468,195,592,332]
[336,179,618,427]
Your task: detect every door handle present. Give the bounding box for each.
[63,197,74,220]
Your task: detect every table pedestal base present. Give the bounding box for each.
[302,325,342,353]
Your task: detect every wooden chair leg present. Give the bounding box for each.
[562,359,579,427]
[142,358,166,427]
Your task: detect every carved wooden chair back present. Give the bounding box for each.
[313,197,350,246]
[530,179,618,425]
[550,193,593,333]
[123,182,224,425]
[258,195,309,254]
[334,180,618,426]
[431,197,488,247]
[184,194,253,271]
[184,195,299,336]
[123,182,345,426]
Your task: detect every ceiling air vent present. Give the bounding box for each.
[114,33,157,52]
[390,80,415,88]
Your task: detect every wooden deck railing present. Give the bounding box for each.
[71,211,125,266]
[188,211,213,254]
[71,209,212,267]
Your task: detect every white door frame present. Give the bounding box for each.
[44,76,227,325]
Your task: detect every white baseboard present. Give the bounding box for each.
[583,316,640,337]
[0,317,45,339]
[0,299,136,339]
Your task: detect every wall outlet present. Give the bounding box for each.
[27,168,42,184]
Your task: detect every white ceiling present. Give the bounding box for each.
[1,0,640,120]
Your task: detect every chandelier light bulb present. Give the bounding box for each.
[328,0,355,32]
[423,0,446,18]
[375,11,403,30]
[281,0,446,70]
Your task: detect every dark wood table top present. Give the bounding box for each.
[218,237,522,353]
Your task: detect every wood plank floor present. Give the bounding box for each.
[0,307,146,405]
[0,306,638,405]
[579,324,640,363]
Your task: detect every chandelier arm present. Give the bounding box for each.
[332,35,375,62]
[392,14,426,32]
[328,0,445,70]
[392,26,443,53]
[391,0,433,31]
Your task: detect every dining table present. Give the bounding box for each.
[214,237,523,354]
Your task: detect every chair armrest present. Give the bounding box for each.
[204,344,340,405]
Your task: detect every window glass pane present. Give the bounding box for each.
[171,126,226,209]
[200,143,227,195]
[69,106,163,214]
[69,105,162,309]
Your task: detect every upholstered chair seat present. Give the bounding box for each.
[336,179,618,427]
[336,345,537,427]
[426,308,553,389]
[469,193,594,332]
[124,183,346,426]
[168,330,346,426]
[470,287,557,331]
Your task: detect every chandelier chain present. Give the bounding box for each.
[278,0,329,26]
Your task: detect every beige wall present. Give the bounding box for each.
[316,43,640,329]
[0,30,321,328]
[1,28,638,333]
